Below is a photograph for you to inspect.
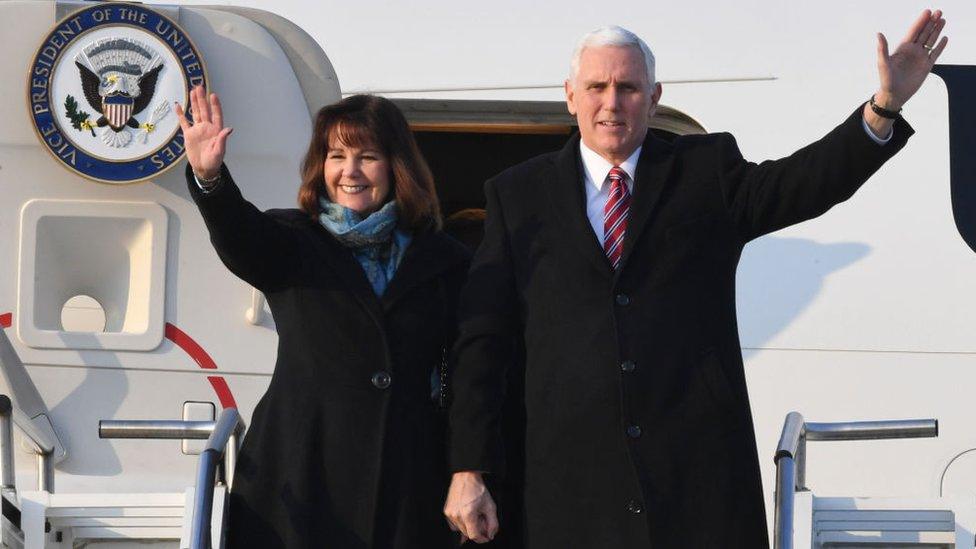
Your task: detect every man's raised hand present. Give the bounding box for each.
[175,85,233,181]
[875,9,948,111]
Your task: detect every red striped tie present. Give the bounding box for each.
[603,167,630,270]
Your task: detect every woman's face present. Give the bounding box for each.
[323,132,392,216]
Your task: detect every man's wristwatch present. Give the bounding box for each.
[869,95,902,119]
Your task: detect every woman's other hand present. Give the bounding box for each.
[176,85,233,180]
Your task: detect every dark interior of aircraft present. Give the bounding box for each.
[416,130,573,215]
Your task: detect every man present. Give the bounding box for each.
[445,12,947,548]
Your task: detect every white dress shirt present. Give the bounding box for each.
[580,142,641,245]
[579,121,891,244]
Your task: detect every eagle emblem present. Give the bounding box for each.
[69,37,170,148]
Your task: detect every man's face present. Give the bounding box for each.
[566,45,662,165]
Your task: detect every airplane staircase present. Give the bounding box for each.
[0,328,243,549]
[773,413,976,548]
[0,398,242,549]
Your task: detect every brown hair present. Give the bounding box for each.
[298,95,441,232]
[444,208,487,252]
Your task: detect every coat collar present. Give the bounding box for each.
[548,131,676,278]
[308,221,468,318]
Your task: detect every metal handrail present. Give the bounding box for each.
[772,413,938,549]
[0,394,58,493]
[99,420,217,440]
[0,326,66,492]
[0,396,13,493]
[189,408,243,549]
[99,409,244,549]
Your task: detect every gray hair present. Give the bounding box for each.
[569,26,655,88]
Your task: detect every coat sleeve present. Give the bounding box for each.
[448,178,519,477]
[716,104,914,242]
[186,162,302,292]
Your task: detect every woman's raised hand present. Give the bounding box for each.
[175,86,233,180]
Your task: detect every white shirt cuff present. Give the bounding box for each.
[862,117,893,145]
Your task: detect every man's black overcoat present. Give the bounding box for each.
[449,108,913,548]
[187,165,469,548]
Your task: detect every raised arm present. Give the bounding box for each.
[721,10,946,240]
[177,87,302,291]
[176,85,233,181]
[864,9,948,137]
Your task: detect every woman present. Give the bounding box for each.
[176,88,469,548]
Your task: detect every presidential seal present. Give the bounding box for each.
[28,3,207,184]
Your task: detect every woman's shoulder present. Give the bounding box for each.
[424,230,472,263]
[264,208,315,228]
[402,230,471,285]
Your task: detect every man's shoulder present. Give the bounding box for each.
[483,131,742,188]
[663,131,743,165]
[488,150,560,188]
[671,131,737,150]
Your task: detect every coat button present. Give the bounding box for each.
[627,500,644,514]
[620,360,636,373]
[615,293,630,306]
[371,371,392,389]
[627,425,642,439]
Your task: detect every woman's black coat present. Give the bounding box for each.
[187,165,470,548]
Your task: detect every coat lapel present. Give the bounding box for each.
[617,132,676,272]
[308,222,386,321]
[548,134,614,277]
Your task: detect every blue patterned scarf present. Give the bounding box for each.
[318,198,412,296]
